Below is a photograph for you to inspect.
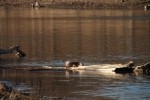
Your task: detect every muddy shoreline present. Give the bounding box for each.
[0,0,150,9]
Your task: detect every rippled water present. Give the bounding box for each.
[0,8,150,100]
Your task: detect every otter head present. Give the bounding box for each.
[65,61,84,68]
[65,61,71,68]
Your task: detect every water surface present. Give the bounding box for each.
[0,8,150,100]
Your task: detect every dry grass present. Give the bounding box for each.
[0,91,41,100]
[0,0,149,9]
[0,91,66,100]
[0,82,65,100]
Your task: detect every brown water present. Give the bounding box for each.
[0,8,150,100]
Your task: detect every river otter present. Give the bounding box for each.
[65,61,84,68]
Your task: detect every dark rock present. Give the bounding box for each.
[114,61,135,74]
[114,67,134,74]
[126,61,134,68]
[141,62,150,75]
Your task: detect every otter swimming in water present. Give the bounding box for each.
[65,61,84,69]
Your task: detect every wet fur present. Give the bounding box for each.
[65,61,84,68]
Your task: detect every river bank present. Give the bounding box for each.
[0,0,150,9]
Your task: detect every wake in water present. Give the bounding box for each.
[38,63,124,78]
[19,60,146,76]
[42,63,125,76]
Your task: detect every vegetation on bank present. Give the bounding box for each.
[0,83,41,100]
[0,83,65,100]
[0,0,150,9]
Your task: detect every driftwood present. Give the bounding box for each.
[15,45,26,58]
[0,45,26,58]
